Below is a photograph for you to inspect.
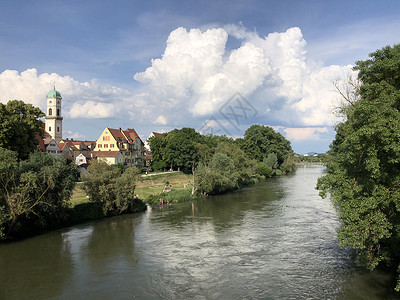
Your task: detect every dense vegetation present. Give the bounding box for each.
[0,100,44,160]
[317,44,400,290]
[82,160,146,215]
[148,125,295,196]
[0,148,78,239]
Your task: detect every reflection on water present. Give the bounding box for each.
[1,165,399,299]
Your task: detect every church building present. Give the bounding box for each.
[45,87,63,142]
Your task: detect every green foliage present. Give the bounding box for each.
[280,155,297,174]
[0,100,44,160]
[149,159,166,171]
[264,153,278,169]
[195,152,238,195]
[149,128,204,172]
[0,149,77,239]
[257,162,273,178]
[146,188,193,203]
[163,128,203,171]
[317,43,400,289]
[242,124,293,165]
[82,161,145,216]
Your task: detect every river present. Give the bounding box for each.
[1,165,399,299]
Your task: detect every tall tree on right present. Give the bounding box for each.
[317,44,400,290]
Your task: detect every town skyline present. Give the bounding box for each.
[1,1,400,154]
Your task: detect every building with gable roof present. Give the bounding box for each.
[92,127,145,168]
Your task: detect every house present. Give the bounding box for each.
[57,141,73,160]
[75,153,87,166]
[59,139,96,161]
[92,127,145,168]
[91,150,124,165]
[44,139,62,155]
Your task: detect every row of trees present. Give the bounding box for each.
[317,44,400,290]
[148,124,296,196]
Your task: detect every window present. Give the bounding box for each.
[48,108,52,116]
[57,127,59,132]
[49,126,52,132]
[104,144,108,148]
[98,144,102,148]
[57,109,60,116]
[110,144,114,148]
[102,136,110,141]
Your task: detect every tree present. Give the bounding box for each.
[194,152,238,195]
[82,161,144,215]
[241,125,293,165]
[317,44,400,290]
[163,128,203,172]
[0,149,77,239]
[0,100,44,160]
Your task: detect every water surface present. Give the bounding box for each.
[1,165,398,299]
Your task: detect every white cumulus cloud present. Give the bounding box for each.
[134,25,357,128]
[284,127,329,141]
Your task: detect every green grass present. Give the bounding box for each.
[70,182,91,207]
[136,172,192,202]
[69,172,194,205]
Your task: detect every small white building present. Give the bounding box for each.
[75,153,87,166]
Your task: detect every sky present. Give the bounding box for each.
[1,0,400,154]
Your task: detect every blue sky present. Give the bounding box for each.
[1,0,400,154]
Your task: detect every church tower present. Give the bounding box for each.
[45,86,63,141]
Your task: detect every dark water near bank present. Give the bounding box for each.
[1,165,399,299]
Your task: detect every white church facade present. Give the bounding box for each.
[45,87,63,142]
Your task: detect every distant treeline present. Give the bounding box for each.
[148,124,296,196]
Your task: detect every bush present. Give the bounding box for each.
[256,162,274,177]
[82,161,146,216]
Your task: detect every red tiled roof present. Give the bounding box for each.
[152,132,163,138]
[144,154,153,160]
[91,151,121,158]
[57,143,68,151]
[109,128,126,142]
[35,133,46,152]
[124,128,140,142]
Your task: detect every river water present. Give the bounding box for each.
[1,165,399,299]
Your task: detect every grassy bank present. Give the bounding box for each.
[69,171,194,206]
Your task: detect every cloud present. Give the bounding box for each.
[68,101,117,118]
[154,115,167,125]
[63,130,87,140]
[0,68,142,120]
[134,25,356,128]
[284,127,328,141]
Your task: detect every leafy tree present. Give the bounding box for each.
[163,128,203,172]
[241,125,293,165]
[194,152,238,195]
[256,162,273,178]
[148,133,166,161]
[0,100,44,160]
[215,141,256,185]
[82,161,144,215]
[317,44,400,290]
[280,155,297,174]
[0,149,77,239]
[264,153,278,170]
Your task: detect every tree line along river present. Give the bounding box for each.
[1,165,399,299]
